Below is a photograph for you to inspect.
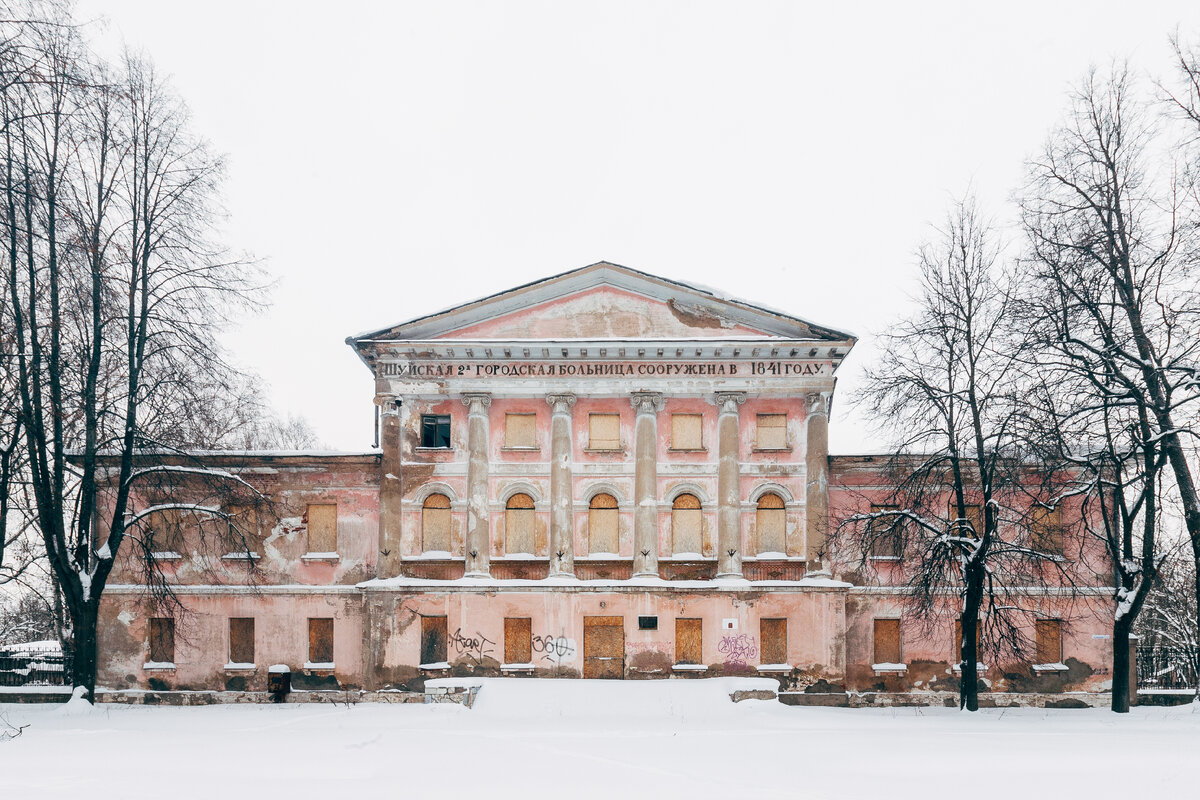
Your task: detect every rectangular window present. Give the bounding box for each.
[420,414,452,448]
[306,503,338,553]
[756,414,787,450]
[868,505,902,558]
[229,618,255,665]
[948,502,984,536]
[145,508,183,554]
[226,504,260,554]
[504,617,532,664]
[873,619,901,664]
[1035,619,1062,664]
[588,413,621,450]
[761,618,787,664]
[1031,506,1063,555]
[504,413,537,449]
[671,414,703,450]
[421,616,448,664]
[308,618,334,664]
[675,618,703,665]
[149,617,174,663]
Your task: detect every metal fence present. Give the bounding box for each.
[0,646,69,687]
[1136,645,1199,691]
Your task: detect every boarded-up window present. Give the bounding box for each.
[1031,506,1063,554]
[761,618,787,664]
[955,618,963,662]
[756,493,786,554]
[675,618,703,665]
[868,504,902,558]
[504,617,532,664]
[308,618,334,664]
[505,413,537,448]
[948,502,984,536]
[505,493,535,554]
[672,493,702,554]
[144,508,183,553]
[588,413,621,450]
[588,493,619,554]
[229,618,254,664]
[421,616,448,664]
[422,494,452,552]
[149,617,174,663]
[873,619,901,664]
[1035,619,1062,664]
[306,503,337,553]
[226,504,260,553]
[756,414,787,449]
[671,414,703,450]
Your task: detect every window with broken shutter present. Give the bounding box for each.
[671,414,703,450]
[229,618,255,664]
[873,619,901,664]
[308,618,334,664]
[756,414,787,449]
[306,503,337,553]
[588,493,619,554]
[422,493,452,552]
[421,616,448,664]
[760,618,787,665]
[505,493,535,554]
[1035,619,1062,664]
[756,493,786,554]
[149,617,175,663]
[588,413,621,450]
[504,413,537,449]
[672,493,702,555]
[504,617,532,664]
[675,618,703,665]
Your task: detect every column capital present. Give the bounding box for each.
[546,393,577,414]
[805,391,831,418]
[630,391,665,415]
[461,392,492,411]
[375,393,401,415]
[713,391,747,415]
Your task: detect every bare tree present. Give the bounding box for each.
[1020,63,1200,705]
[834,196,1068,711]
[1136,551,1199,689]
[2,5,266,700]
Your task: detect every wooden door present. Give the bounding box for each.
[583,616,624,679]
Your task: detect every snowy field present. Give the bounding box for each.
[2,678,1197,800]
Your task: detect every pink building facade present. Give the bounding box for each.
[96,263,1117,698]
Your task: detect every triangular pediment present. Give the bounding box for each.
[350,262,854,346]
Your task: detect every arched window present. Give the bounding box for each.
[672,493,702,555]
[756,493,786,555]
[588,493,619,555]
[505,493,535,555]
[421,494,451,553]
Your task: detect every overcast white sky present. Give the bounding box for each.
[73,1,1200,453]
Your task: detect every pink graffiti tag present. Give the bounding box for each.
[718,634,758,667]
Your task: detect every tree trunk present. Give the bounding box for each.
[67,599,99,703]
[1111,617,1132,713]
[961,572,984,712]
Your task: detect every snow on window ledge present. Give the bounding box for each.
[143,661,176,671]
[1032,662,1069,673]
[419,661,451,670]
[149,551,182,561]
[952,662,988,673]
[757,663,794,673]
[268,664,289,674]
[872,662,907,674]
[672,663,708,672]
[221,552,260,561]
[224,662,256,671]
[500,663,536,672]
[301,552,340,562]
[868,555,902,562]
[303,661,335,671]
[407,551,464,561]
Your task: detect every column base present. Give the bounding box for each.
[463,571,493,579]
[715,571,745,579]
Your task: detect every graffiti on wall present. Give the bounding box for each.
[718,634,757,668]
[532,633,576,664]
[449,628,496,666]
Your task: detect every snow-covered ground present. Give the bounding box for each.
[2,678,1197,799]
